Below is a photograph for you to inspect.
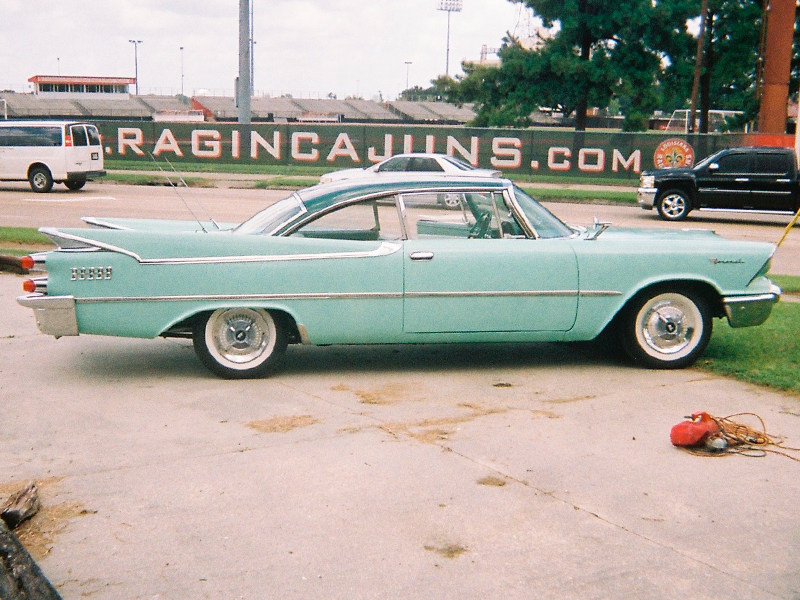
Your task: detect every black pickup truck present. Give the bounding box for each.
[638,146,800,221]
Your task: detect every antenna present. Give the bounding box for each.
[146,153,220,232]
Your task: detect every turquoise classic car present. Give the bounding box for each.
[18,176,780,378]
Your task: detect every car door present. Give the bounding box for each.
[749,151,795,211]
[694,151,752,209]
[401,191,579,333]
[65,124,93,173]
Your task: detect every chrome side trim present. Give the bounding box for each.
[71,289,620,304]
[76,291,404,303]
[81,217,132,230]
[37,230,403,264]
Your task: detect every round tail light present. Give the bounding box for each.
[22,279,37,293]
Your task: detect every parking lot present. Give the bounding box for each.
[2,181,799,599]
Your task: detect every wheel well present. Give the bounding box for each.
[165,308,303,344]
[656,186,694,203]
[602,280,724,336]
[28,163,51,177]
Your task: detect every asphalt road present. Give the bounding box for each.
[2,178,800,275]
[1,179,799,599]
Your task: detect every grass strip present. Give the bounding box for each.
[700,302,800,395]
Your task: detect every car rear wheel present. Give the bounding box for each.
[29,166,54,193]
[620,289,711,369]
[193,308,287,378]
[656,190,690,221]
[65,176,86,191]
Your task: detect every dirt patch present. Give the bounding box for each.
[381,405,506,444]
[477,475,507,487]
[545,395,597,405]
[332,382,422,406]
[2,478,93,561]
[424,543,468,559]
[247,415,318,433]
[530,409,562,419]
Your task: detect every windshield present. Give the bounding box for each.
[511,186,574,239]
[235,194,305,235]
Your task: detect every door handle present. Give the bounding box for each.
[734,178,749,182]
[409,251,434,261]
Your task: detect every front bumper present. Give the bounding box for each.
[16,294,79,338]
[637,187,657,210]
[723,284,781,328]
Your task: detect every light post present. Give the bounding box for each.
[180,46,184,96]
[405,61,412,91]
[129,39,143,95]
[437,0,462,77]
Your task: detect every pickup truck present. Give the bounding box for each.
[638,146,800,221]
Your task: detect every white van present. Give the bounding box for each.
[0,120,106,192]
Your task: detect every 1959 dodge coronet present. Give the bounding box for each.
[17,176,780,378]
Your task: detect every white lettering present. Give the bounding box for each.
[368,134,393,162]
[326,133,359,162]
[192,130,221,158]
[491,137,522,169]
[578,148,604,172]
[251,131,281,160]
[291,132,319,162]
[447,136,479,166]
[231,130,241,159]
[612,149,641,173]
[118,127,145,156]
[153,129,184,157]
[548,147,571,171]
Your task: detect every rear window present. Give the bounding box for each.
[86,125,101,146]
[70,125,89,147]
[0,126,62,147]
[754,153,791,175]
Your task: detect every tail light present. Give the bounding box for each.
[22,279,37,293]
[22,277,47,294]
[20,255,35,271]
[65,132,73,147]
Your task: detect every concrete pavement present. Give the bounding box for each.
[1,272,799,599]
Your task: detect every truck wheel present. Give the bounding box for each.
[28,167,54,193]
[656,190,690,221]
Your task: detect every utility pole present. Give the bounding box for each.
[238,0,251,124]
[758,0,796,134]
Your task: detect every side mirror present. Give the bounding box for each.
[708,162,719,173]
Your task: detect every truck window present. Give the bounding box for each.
[754,153,791,175]
[716,153,750,174]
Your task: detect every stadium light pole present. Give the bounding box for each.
[180,46,185,96]
[129,39,143,95]
[438,0,462,77]
[238,0,251,123]
[405,61,412,90]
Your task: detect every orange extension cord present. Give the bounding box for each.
[683,412,800,461]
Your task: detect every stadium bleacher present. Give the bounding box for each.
[0,91,475,125]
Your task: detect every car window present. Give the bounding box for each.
[409,157,444,172]
[754,153,791,175]
[236,194,305,235]
[86,125,102,146]
[402,191,512,240]
[715,153,750,174]
[510,186,573,239]
[70,125,89,147]
[377,157,412,172]
[289,197,403,241]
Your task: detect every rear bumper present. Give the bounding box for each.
[16,294,79,338]
[67,170,106,180]
[637,187,657,209]
[723,285,781,328]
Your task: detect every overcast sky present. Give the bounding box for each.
[0,0,538,100]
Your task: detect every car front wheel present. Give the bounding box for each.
[620,289,711,369]
[193,308,287,378]
[656,190,691,221]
